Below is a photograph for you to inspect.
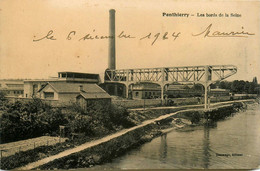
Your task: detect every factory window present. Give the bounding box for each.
[145,92,147,97]
[67,73,73,78]
[44,92,54,99]
[135,92,139,97]
[6,84,23,88]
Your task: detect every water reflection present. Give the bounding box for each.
[159,134,167,160]
[202,121,218,168]
[203,125,210,168]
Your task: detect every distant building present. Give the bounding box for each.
[0,79,24,97]
[210,88,230,97]
[131,83,197,99]
[132,83,161,99]
[24,72,101,98]
[167,84,202,98]
[38,82,111,105]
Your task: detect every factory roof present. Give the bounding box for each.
[77,92,111,99]
[58,72,100,79]
[39,82,108,94]
[58,71,99,75]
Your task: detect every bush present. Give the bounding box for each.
[108,105,136,128]
[67,114,93,136]
[190,112,201,124]
[64,103,136,137]
[0,100,66,143]
[183,111,201,124]
[1,98,136,143]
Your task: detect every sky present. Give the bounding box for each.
[0,0,259,82]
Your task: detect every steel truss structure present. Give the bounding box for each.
[104,65,237,109]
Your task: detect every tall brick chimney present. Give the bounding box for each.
[108,9,116,70]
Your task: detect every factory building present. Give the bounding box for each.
[132,83,161,99]
[1,72,110,108]
[0,79,24,97]
[24,72,100,98]
[38,82,111,105]
[129,83,229,99]
[131,84,195,99]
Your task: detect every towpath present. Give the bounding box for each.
[128,99,252,111]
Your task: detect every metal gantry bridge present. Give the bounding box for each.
[104,65,237,109]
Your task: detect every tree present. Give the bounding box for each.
[219,81,227,89]
[243,81,250,93]
[0,91,7,102]
[231,80,247,93]
[248,77,258,94]
[193,84,203,91]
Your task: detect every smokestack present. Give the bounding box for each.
[108,9,116,70]
[79,85,83,92]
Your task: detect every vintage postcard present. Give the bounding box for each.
[0,0,259,170]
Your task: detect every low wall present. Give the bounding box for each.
[112,98,200,108]
[112,96,234,108]
[112,99,162,108]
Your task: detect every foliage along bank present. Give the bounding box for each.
[0,92,135,144]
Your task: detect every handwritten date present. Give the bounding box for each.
[33,30,181,45]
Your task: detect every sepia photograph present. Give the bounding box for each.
[0,0,260,170]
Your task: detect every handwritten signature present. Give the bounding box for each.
[33,24,255,45]
[192,24,255,38]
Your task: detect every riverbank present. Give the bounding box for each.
[14,100,252,170]
[93,102,260,170]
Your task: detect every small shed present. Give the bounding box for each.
[76,91,111,110]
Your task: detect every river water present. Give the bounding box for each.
[93,104,260,169]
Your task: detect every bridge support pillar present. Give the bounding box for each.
[204,84,210,110]
[160,84,165,104]
[125,84,129,99]
[161,86,164,101]
[204,65,212,110]
[114,84,118,96]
